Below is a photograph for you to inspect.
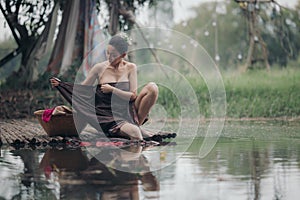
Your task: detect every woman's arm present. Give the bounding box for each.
[128,63,138,100]
[50,63,105,86]
[81,63,104,85]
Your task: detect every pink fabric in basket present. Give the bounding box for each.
[42,108,55,122]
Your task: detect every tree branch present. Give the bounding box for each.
[0,2,21,45]
[15,0,22,14]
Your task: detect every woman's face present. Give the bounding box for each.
[106,45,124,66]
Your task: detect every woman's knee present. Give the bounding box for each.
[145,82,158,96]
[130,126,143,140]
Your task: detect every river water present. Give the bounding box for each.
[0,120,299,200]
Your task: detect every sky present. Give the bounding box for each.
[0,0,298,41]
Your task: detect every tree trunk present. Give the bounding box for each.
[107,0,120,35]
[47,0,105,78]
[2,2,58,88]
[243,2,270,72]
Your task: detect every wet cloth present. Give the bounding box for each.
[56,81,138,137]
[42,107,56,122]
[41,105,73,122]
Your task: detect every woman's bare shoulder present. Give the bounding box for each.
[124,60,137,70]
[91,61,109,72]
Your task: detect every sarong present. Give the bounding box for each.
[56,81,138,137]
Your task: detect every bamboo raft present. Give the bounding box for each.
[0,119,134,149]
[0,119,176,149]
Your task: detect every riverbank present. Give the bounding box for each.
[1,69,299,119]
[159,68,300,118]
[0,89,65,119]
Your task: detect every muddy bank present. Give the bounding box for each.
[0,89,65,119]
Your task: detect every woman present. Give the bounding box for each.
[50,35,158,140]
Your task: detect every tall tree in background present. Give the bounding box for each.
[262,1,300,66]
[0,0,57,87]
[46,0,105,78]
[174,1,300,70]
[148,0,174,28]
[236,0,271,71]
[0,0,156,89]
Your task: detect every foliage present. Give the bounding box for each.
[174,1,300,69]
[101,0,157,33]
[260,3,300,66]
[0,38,20,84]
[0,0,55,38]
[0,0,157,89]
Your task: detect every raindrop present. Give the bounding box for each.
[238,53,243,60]
[182,21,187,27]
[181,44,186,49]
[4,21,6,28]
[149,43,154,48]
[215,54,220,61]
[254,36,259,41]
[157,41,161,46]
[255,4,260,10]
[212,21,217,27]
[285,18,292,25]
[169,44,173,49]
[204,31,210,36]
[190,40,198,48]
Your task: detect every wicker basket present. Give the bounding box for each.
[34,110,80,137]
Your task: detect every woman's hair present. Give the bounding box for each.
[108,35,129,55]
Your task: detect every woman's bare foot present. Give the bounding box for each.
[156,131,177,139]
[140,129,176,143]
[141,128,156,138]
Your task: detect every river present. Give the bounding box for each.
[0,120,299,200]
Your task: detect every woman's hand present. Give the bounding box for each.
[50,78,60,87]
[101,84,114,93]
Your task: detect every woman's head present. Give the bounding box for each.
[108,35,129,55]
[107,35,129,66]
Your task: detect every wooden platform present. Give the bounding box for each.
[0,118,176,150]
[0,119,134,149]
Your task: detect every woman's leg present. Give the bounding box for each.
[134,82,159,126]
[120,123,143,140]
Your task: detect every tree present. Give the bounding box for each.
[0,0,156,89]
[263,1,300,66]
[174,0,300,70]
[0,0,57,88]
[103,0,157,35]
[235,0,271,71]
[174,1,248,69]
[147,0,174,28]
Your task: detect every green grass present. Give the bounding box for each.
[2,67,299,119]
[155,68,300,118]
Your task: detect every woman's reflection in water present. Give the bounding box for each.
[40,146,159,199]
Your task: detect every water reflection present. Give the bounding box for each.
[1,121,300,200]
[39,146,159,199]
[1,149,56,199]
[172,137,300,200]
